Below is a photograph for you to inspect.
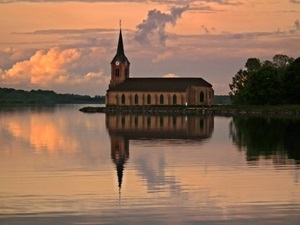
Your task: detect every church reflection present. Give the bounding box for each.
[106,114,214,191]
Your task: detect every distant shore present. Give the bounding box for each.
[79,105,300,116]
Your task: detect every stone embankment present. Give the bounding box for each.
[79,106,300,116]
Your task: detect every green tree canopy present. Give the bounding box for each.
[229,55,300,105]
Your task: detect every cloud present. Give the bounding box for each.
[152,50,173,63]
[201,25,216,34]
[295,19,300,30]
[1,47,81,85]
[289,19,300,33]
[0,47,109,94]
[196,0,242,6]
[290,0,300,4]
[134,5,189,46]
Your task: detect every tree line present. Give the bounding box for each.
[229,55,300,105]
[0,88,105,104]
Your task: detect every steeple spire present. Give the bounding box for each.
[117,26,125,56]
[111,21,129,64]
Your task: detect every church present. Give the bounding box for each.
[106,28,214,106]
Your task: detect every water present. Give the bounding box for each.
[0,105,299,225]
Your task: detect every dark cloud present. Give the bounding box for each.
[295,19,300,30]
[289,19,300,33]
[134,5,189,46]
[290,0,300,4]
[201,25,216,34]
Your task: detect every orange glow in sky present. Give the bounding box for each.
[0,0,299,95]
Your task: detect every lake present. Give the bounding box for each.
[0,104,299,225]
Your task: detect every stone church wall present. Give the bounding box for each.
[106,86,214,106]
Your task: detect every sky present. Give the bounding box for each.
[0,0,299,96]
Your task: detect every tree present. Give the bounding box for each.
[229,58,261,104]
[273,54,293,69]
[245,58,261,73]
[272,54,294,79]
[229,69,248,104]
[283,57,300,104]
[245,65,282,105]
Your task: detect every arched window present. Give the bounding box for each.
[121,94,125,104]
[121,116,125,127]
[135,94,139,105]
[147,94,151,104]
[115,68,120,77]
[160,116,164,127]
[147,116,151,127]
[199,118,204,130]
[200,91,204,103]
[173,94,177,105]
[160,94,164,104]
[173,116,177,127]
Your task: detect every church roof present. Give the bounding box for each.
[108,78,212,92]
[111,28,129,64]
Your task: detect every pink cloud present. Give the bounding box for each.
[0,47,109,94]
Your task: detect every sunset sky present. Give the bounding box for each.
[0,0,299,96]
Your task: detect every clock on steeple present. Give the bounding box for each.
[109,23,130,88]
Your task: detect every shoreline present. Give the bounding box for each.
[79,106,300,116]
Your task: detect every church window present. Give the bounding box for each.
[173,116,177,127]
[135,94,138,104]
[173,94,177,105]
[160,116,164,127]
[147,116,151,127]
[121,94,125,104]
[134,116,138,127]
[121,116,125,127]
[147,94,151,104]
[115,68,120,77]
[200,92,204,103]
[199,118,204,130]
[160,94,164,104]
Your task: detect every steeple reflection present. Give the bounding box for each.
[106,114,214,191]
[110,134,129,192]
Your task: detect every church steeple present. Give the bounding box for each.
[109,23,130,88]
[117,28,125,57]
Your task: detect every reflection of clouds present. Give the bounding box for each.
[134,153,184,195]
[29,117,78,153]
[1,109,79,154]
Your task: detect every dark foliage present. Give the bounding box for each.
[230,116,300,162]
[229,54,300,105]
[0,87,105,104]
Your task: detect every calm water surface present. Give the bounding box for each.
[0,105,299,225]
